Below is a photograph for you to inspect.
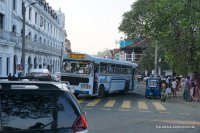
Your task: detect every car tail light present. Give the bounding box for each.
[72,114,88,133]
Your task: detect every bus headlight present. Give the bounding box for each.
[81,84,91,89]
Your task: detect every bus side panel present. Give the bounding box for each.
[109,79,125,92]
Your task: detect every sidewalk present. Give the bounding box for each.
[167,90,200,107]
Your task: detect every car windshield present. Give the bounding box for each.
[0,90,79,132]
[62,60,93,75]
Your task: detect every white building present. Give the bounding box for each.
[0,0,66,77]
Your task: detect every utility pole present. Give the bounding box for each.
[60,42,64,71]
[21,2,26,76]
[154,40,158,77]
[21,1,37,76]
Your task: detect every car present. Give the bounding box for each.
[0,77,88,133]
[28,69,51,77]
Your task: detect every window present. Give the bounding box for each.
[0,57,2,76]
[35,12,37,24]
[115,65,121,74]
[29,7,32,20]
[6,57,10,75]
[13,0,16,10]
[0,91,79,132]
[44,19,46,30]
[40,16,43,27]
[100,63,107,74]
[108,64,115,74]
[12,25,16,33]
[0,13,4,29]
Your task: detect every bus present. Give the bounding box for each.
[61,53,138,97]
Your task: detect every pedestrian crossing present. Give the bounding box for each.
[78,98,169,112]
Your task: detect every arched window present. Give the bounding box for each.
[12,25,16,33]
[27,32,31,39]
[39,37,42,42]
[34,34,37,41]
[29,7,32,20]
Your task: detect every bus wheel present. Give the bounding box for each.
[98,85,105,98]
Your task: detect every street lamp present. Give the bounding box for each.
[21,1,37,76]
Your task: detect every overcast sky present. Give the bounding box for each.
[46,0,136,55]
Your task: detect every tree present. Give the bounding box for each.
[119,0,200,77]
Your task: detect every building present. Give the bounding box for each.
[117,38,147,63]
[0,0,66,77]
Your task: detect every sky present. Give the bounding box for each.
[46,0,136,55]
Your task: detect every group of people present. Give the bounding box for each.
[184,76,199,102]
[160,75,181,98]
[160,75,199,102]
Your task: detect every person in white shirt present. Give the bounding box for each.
[172,78,177,97]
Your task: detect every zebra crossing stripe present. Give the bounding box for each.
[138,101,148,110]
[104,100,116,108]
[86,99,101,107]
[152,102,166,111]
[121,100,131,109]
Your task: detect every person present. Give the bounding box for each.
[8,73,12,81]
[172,78,177,97]
[184,76,190,101]
[192,78,199,102]
[166,84,171,98]
[93,66,99,94]
[160,81,167,101]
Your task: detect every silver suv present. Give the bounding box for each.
[0,77,88,133]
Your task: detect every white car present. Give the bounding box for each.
[29,69,50,77]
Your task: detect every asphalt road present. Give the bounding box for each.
[78,83,200,133]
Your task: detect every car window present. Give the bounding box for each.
[0,90,79,132]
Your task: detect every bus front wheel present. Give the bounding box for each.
[98,85,105,98]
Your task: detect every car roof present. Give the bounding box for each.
[0,80,68,91]
[30,69,50,73]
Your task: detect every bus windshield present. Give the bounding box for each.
[62,60,93,75]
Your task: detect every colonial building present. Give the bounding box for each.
[0,0,66,77]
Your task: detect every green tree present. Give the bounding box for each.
[119,0,200,77]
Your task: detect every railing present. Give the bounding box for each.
[0,30,61,56]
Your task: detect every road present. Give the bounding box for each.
[78,83,200,133]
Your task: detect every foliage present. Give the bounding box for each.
[119,0,200,75]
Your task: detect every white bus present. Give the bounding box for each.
[61,53,138,97]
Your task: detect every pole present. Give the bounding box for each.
[154,40,158,77]
[60,42,63,71]
[22,2,26,76]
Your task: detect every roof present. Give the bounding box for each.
[121,39,147,50]
[63,53,138,68]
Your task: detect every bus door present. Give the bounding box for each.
[93,63,99,95]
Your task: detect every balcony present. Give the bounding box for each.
[0,29,61,56]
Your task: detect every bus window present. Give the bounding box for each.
[127,67,132,74]
[100,63,107,74]
[108,64,115,74]
[63,61,93,75]
[121,65,128,74]
[115,65,121,74]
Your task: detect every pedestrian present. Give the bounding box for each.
[192,78,199,102]
[166,84,171,98]
[8,73,12,81]
[190,78,195,102]
[172,78,177,97]
[184,76,190,101]
[93,66,99,94]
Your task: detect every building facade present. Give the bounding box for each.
[0,0,66,77]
